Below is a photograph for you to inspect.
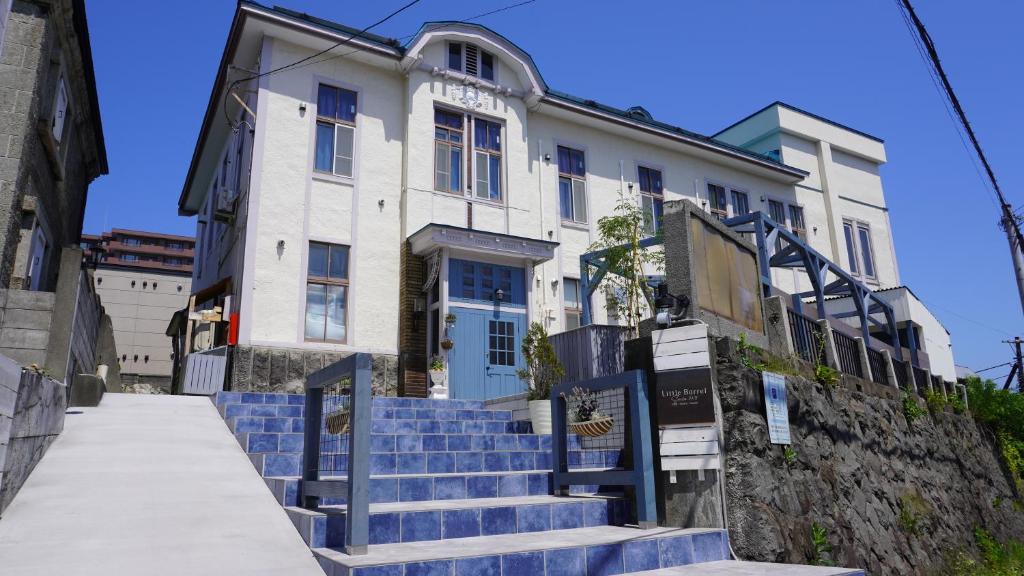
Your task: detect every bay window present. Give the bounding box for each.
[314,84,357,177]
[558,146,587,224]
[305,242,349,342]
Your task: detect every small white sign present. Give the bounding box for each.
[762,371,791,445]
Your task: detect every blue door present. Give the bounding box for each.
[448,307,526,400]
[446,259,527,400]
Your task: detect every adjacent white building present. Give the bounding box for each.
[177,2,954,395]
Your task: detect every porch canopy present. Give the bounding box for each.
[408,224,558,263]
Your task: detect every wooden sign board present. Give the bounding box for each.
[654,367,716,427]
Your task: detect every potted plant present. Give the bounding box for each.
[428,355,446,387]
[517,322,564,435]
[566,386,614,437]
[440,338,454,351]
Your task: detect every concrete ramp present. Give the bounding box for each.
[0,394,325,576]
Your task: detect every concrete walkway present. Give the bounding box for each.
[0,394,325,576]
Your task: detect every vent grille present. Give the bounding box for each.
[465,44,479,77]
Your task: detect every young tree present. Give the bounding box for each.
[588,192,664,335]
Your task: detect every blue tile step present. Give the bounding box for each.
[226,415,305,434]
[312,526,730,576]
[225,413,532,435]
[627,561,866,575]
[284,494,629,548]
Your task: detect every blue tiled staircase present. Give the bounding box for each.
[213,392,752,576]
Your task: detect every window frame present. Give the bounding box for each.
[637,165,664,236]
[51,72,69,143]
[788,204,806,240]
[557,145,588,225]
[446,41,497,82]
[563,277,582,330]
[843,218,878,281]
[706,180,750,221]
[304,241,351,344]
[433,107,465,195]
[472,116,503,201]
[313,83,358,179]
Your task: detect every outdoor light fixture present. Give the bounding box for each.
[299,102,307,115]
[543,153,551,161]
[494,288,505,302]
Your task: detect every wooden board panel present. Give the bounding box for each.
[660,440,720,456]
[661,454,720,471]
[653,338,707,358]
[653,351,710,371]
[659,427,718,443]
[652,325,707,345]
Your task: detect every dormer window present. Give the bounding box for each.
[447,42,495,82]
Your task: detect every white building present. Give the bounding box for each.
[177,2,953,396]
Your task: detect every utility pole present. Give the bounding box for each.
[1001,211,1024,315]
[1002,337,1024,392]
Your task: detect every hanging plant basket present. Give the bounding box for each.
[570,416,614,438]
[440,338,454,350]
[325,409,350,435]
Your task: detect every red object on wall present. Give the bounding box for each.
[228,312,239,345]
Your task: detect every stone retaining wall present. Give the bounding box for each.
[227,345,398,396]
[715,338,1024,574]
[0,353,66,515]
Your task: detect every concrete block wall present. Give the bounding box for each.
[0,288,53,367]
[0,352,66,515]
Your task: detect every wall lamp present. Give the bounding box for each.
[494,288,505,302]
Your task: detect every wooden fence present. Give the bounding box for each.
[549,325,631,386]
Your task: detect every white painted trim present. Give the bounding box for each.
[238,36,274,347]
[448,301,527,314]
[247,339,398,356]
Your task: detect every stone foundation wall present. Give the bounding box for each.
[0,353,66,515]
[227,345,398,396]
[714,338,1024,574]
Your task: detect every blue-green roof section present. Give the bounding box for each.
[714,101,885,144]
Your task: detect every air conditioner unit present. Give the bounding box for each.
[214,187,237,222]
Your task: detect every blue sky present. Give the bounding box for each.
[83,0,1022,376]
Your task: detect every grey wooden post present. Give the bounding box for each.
[881,350,899,389]
[817,319,840,370]
[345,354,373,555]
[764,296,794,357]
[854,337,872,382]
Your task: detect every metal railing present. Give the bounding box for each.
[301,353,372,555]
[787,309,825,365]
[913,366,929,394]
[931,375,946,395]
[893,358,910,390]
[551,370,656,529]
[867,347,889,386]
[831,330,863,378]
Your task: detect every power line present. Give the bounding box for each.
[222,0,424,126]
[974,361,1011,373]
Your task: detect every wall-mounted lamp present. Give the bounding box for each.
[277,240,285,250]
[627,182,634,190]
[543,153,551,162]
[299,102,307,115]
[812,226,818,234]
[413,296,426,332]
[494,288,505,302]
[551,279,559,288]
[378,199,385,209]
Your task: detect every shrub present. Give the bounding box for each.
[948,392,966,415]
[815,364,839,389]
[897,489,930,536]
[517,322,564,401]
[903,394,927,424]
[924,388,947,415]
[810,522,834,566]
[783,445,797,467]
[948,528,1024,575]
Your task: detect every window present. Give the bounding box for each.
[564,278,581,330]
[707,183,728,221]
[789,205,806,240]
[473,118,502,200]
[731,190,750,216]
[488,320,515,366]
[638,166,663,236]
[434,109,463,193]
[767,199,786,224]
[122,254,138,262]
[304,242,349,342]
[123,237,141,246]
[447,42,495,82]
[844,219,876,279]
[557,146,587,224]
[314,84,357,177]
[52,73,68,142]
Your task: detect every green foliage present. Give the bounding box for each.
[925,388,948,415]
[517,322,565,401]
[429,356,445,371]
[948,392,967,415]
[737,332,759,370]
[993,497,1003,508]
[966,376,1024,493]
[947,529,1024,575]
[810,522,834,566]
[815,363,839,389]
[588,193,664,333]
[782,445,797,467]
[897,489,930,536]
[736,332,804,378]
[903,393,927,424]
